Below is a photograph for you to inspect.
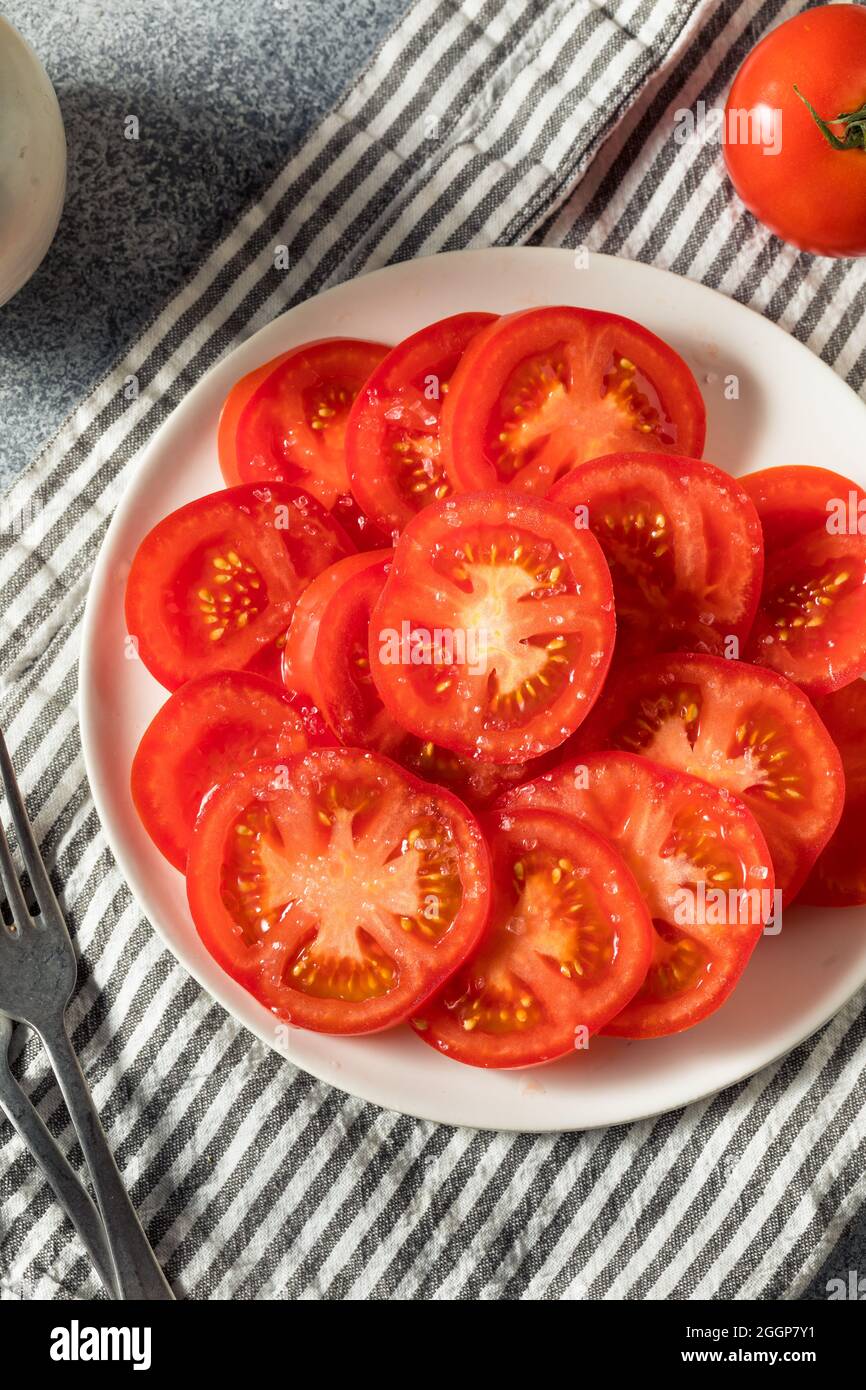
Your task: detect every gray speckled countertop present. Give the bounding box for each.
[0,0,409,485]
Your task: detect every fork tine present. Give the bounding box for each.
[0,728,65,933]
[0,807,33,935]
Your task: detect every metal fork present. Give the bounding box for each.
[0,729,174,1300]
[0,1013,116,1296]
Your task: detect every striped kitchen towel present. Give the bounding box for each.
[1,0,865,1301]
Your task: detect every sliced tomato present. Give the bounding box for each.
[218,350,294,485]
[741,465,866,550]
[740,466,866,694]
[131,672,307,871]
[125,483,355,690]
[411,808,653,1068]
[439,306,706,496]
[219,339,389,546]
[746,528,866,695]
[283,549,534,808]
[346,312,496,536]
[801,680,866,906]
[282,549,394,710]
[368,492,615,763]
[186,750,491,1034]
[276,687,335,747]
[499,751,774,1037]
[548,452,763,664]
[400,738,532,811]
[572,653,843,903]
[244,632,291,685]
[286,550,401,749]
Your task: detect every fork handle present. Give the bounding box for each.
[39,1019,174,1301]
[0,1054,117,1298]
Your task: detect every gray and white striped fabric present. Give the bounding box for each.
[1,0,864,1300]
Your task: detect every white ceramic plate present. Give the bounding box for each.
[80,247,866,1132]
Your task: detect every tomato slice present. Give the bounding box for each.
[741,465,866,550]
[549,452,763,664]
[368,492,615,763]
[499,751,774,1037]
[125,483,355,689]
[244,632,290,685]
[276,687,336,747]
[186,750,491,1034]
[346,312,497,536]
[219,339,389,546]
[746,528,866,695]
[218,350,295,485]
[572,653,843,903]
[282,550,393,706]
[131,671,307,871]
[283,549,534,808]
[800,680,866,906]
[439,307,706,496]
[411,808,653,1067]
[741,466,866,695]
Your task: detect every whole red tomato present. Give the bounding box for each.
[724,4,866,257]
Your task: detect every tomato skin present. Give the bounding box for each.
[369,491,616,763]
[412,809,654,1068]
[186,750,492,1035]
[131,672,307,871]
[346,312,497,535]
[571,652,844,904]
[499,751,774,1038]
[124,483,355,690]
[800,679,866,906]
[220,339,389,548]
[724,6,866,257]
[439,306,706,496]
[549,452,764,664]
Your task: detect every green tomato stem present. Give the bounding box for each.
[794,85,866,151]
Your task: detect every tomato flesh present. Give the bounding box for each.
[499,751,774,1037]
[572,653,843,903]
[347,312,496,536]
[131,672,307,871]
[549,452,763,664]
[439,307,706,496]
[742,466,866,693]
[369,492,615,762]
[221,339,389,546]
[747,525,866,696]
[412,808,653,1067]
[801,680,866,906]
[124,484,354,690]
[741,466,866,551]
[284,549,535,808]
[282,549,394,710]
[218,349,294,486]
[186,750,491,1034]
